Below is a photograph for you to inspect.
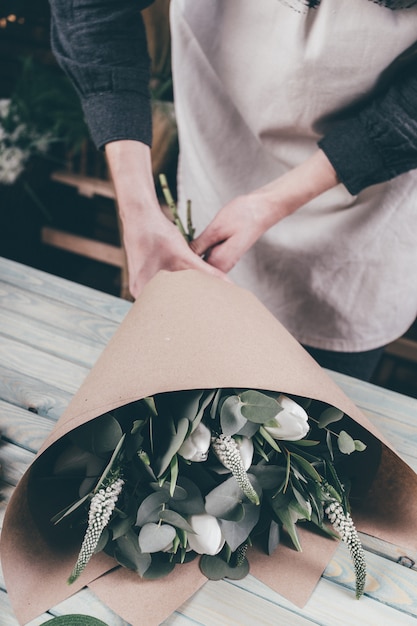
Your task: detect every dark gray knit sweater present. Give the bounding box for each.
[48,0,417,195]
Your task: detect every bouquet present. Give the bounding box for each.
[52,387,367,597]
[2,269,417,626]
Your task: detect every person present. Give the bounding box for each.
[48,0,417,381]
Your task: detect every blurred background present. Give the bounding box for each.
[0,0,416,397]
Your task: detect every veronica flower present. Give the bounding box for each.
[212,434,259,505]
[68,475,124,584]
[325,499,366,598]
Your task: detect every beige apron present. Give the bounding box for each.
[170,0,417,351]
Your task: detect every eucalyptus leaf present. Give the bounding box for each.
[337,430,356,455]
[219,503,245,522]
[318,407,344,429]
[94,434,126,491]
[239,390,280,424]
[158,509,195,533]
[205,476,245,518]
[200,554,249,581]
[151,482,188,500]
[220,395,248,436]
[219,503,260,551]
[138,522,176,553]
[136,491,169,527]
[236,420,260,438]
[111,514,136,540]
[168,477,205,515]
[142,553,176,579]
[249,465,286,490]
[70,414,124,455]
[114,530,151,576]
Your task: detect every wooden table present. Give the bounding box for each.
[1,256,417,626]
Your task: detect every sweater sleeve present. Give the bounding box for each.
[48,0,154,149]
[318,59,417,195]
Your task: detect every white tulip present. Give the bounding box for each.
[235,436,254,470]
[178,421,211,462]
[187,514,225,555]
[264,395,309,441]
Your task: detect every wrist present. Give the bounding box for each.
[105,139,160,220]
[253,149,339,227]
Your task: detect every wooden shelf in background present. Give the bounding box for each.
[50,170,116,199]
[44,170,132,300]
[41,226,125,268]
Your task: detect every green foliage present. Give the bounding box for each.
[10,56,89,152]
[52,388,368,594]
[200,553,249,580]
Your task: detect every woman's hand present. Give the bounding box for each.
[190,190,278,273]
[106,140,227,299]
[191,149,340,273]
[121,206,227,298]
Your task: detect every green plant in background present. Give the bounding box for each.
[0,56,89,185]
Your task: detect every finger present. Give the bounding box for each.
[190,225,225,257]
[187,249,232,283]
[204,239,243,274]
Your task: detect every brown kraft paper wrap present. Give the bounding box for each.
[2,269,417,625]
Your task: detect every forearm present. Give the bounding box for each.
[252,149,339,230]
[105,140,159,220]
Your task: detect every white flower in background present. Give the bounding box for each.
[0,146,29,184]
[178,422,211,462]
[32,132,54,154]
[264,394,309,441]
[0,98,11,118]
[187,514,225,555]
[10,123,26,143]
[0,97,55,185]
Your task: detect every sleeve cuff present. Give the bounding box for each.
[318,118,391,196]
[81,91,153,150]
